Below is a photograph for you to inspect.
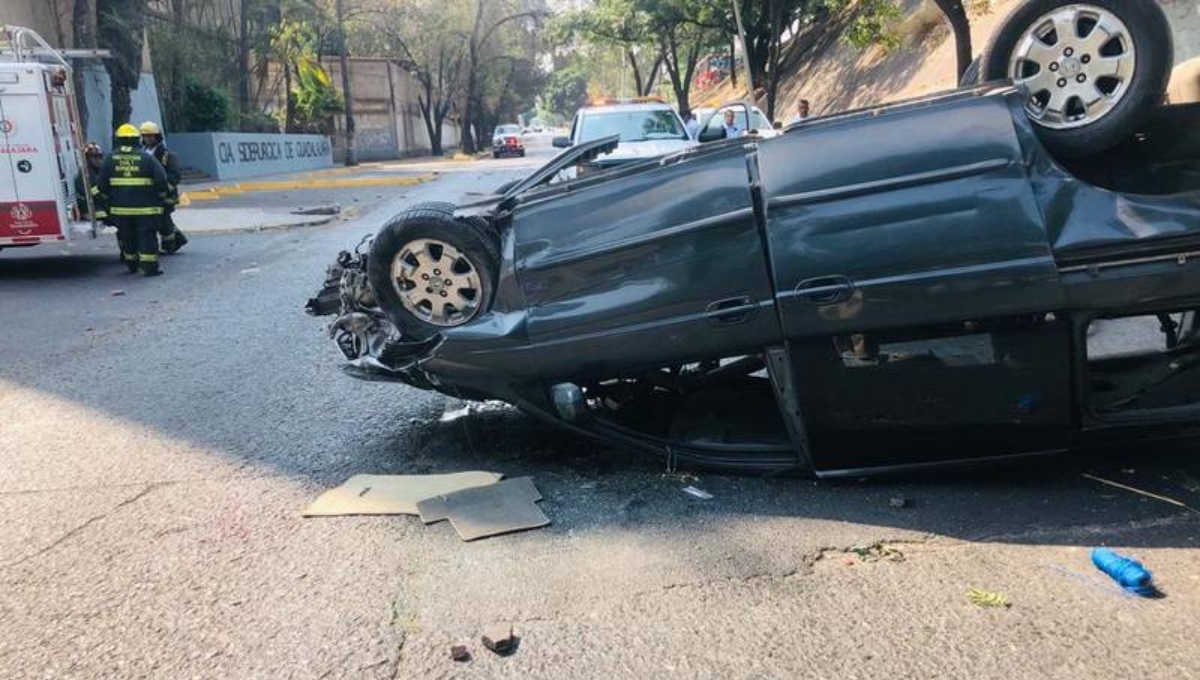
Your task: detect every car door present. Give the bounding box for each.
[758,91,1073,474]
[509,143,782,383]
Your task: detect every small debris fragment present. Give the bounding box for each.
[682,486,713,500]
[966,588,1011,608]
[889,497,908,509]
[481,624,515,655]
[109,289,125,296]
[849,543,905,563]
[450,645,471,662]
[83,326,94,332]
[240,267,260,274]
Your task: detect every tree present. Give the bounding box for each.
[368,0,470,156]
[71,0,96,134]
[97,0,146,127]
[460,0,549,154]
[931,0,972,80]
[544,66,589,121]
[552,0,662,97]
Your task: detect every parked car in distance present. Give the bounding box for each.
[552,99,696,168]
[492,124,525,158]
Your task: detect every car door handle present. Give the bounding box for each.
[705,296,758,326]
[796,276,855,305]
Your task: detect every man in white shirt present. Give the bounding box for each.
[683,110,700,140]
[721,109,743,138]
[791,99,811,124]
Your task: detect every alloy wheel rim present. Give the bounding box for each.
[1008,4,1136,130]
[391,238,483,327]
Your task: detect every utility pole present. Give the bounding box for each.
[335,0,357,166]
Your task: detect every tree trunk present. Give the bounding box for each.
[112,82,131,127]
[625,48,645,97]
[336,0,357,166]
[932,0,972,80]
[238,0,251,123]
[71,0,96,137]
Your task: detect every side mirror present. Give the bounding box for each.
[773,121,783,130]
[552,136,572,149]
[697,127,725,143]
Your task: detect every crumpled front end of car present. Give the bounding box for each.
[305,237,444,389]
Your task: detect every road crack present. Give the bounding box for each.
[0,483,160,571]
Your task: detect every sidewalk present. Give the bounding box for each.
[173,157,462,234]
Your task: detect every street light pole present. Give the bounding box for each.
[335,0,357,166]
[730,0,754,99]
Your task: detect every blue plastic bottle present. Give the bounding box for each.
[1091,548,1156,597]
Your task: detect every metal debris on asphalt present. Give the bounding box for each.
[889,497,908,508]
[682,486,713,500]
[966,588,1012,608]
[109,289,125,296]
[450,645,471,662]
[302,472,504,517]
[481,624,516,655]
[1081,473,1198,513]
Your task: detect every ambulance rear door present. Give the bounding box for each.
[0,64,69,247]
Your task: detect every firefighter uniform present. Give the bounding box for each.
[73,143,108,222]
[139,121,188,254]
[96,124,170,276]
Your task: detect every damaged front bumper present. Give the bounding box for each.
[305,239,443,388]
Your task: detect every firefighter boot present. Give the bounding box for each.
[137,219,163,276]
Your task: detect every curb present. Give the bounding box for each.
[180,172,436,204]
[173,214,340,236]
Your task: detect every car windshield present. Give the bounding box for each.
[495,125,521,135]
[711,109,772,132]
[579,110,688,143]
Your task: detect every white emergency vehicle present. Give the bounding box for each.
[0,26,94,251]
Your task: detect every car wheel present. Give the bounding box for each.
[367,207,499,340]
[518,150,526,157]
[492,151,500,159]
[981,0,1173,157]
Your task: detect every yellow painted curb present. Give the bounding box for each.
[236,175,433,191]
[178,173,435,205]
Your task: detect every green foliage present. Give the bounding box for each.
[544,67,590,120]
[292,63,343,134]
[838,0,904,50]
[179,80,230,132]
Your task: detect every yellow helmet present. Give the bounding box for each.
[115,123,140,139]
[138,121,161,135]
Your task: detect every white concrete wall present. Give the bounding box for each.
[168,133,332,181]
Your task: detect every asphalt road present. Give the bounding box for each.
[2,135,1199,680]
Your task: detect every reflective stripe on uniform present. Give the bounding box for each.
[110,177,154,186]
[110,206,164,216]
[94,211,108,219]
[90,185,100,195]
[139,253,159,263]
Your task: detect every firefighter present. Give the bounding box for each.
[73,142,108,222]
[96,124,170,276]
[139,120,188,254]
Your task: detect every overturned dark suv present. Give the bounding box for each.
[309,0,1200,476]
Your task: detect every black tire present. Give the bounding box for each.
[518,149,525,157]
[981,0,1173,157]
[492,151,500,159]
[367,207,500,340]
